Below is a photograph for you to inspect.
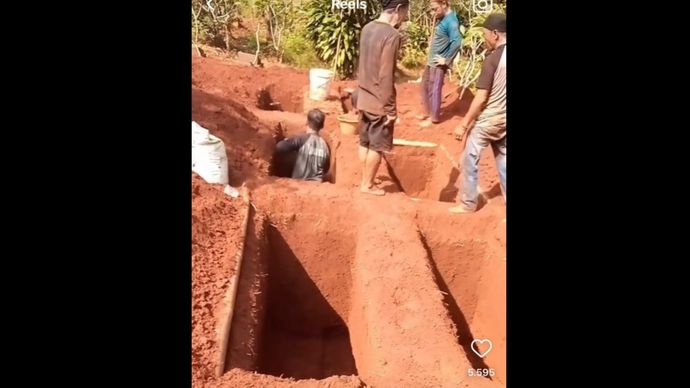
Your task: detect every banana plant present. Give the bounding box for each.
[306,0,379,77]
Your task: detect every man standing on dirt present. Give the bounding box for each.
[356,0,409,196]
[417,0,463,127]
[449,13,506,214]
[274,109,331,182]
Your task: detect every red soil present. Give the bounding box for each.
[192,53,506,387]
[191,173,245,387]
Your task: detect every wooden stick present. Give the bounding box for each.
[439,144,460,170]
[253,25,261,67]
[439,141,487,197]
[216,190,252,377]
[393,138,438,147]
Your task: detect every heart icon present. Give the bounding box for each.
[470,339,493,358]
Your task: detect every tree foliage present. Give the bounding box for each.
[192,0,241,51]
[306,0,380,78]
[192,0,507,89]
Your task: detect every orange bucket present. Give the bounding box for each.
[337,114,359,135]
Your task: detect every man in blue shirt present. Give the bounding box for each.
[418,0,462,127]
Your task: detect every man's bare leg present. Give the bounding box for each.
[359,145,369,188]
[359,145,368,163]
[360,148,384,195]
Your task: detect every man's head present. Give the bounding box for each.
[381,0,409,29]
[306,109,325,133]
[482,13,506,50]
[429,0,449,20]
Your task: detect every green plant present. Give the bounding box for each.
[282,27,324,68]
[400,23,428,68]
[399,0,432,69]
[451,4,506,99]
[250,0,298,61]
[400,45,426,69]
[237,0,259,19]
[305,0,380,78]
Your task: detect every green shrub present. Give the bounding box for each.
[305,0,380,78]
[282,28,324,68]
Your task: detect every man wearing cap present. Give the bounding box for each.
[417,0,463,127]
[450,13,506,213]
[356,0,409,196]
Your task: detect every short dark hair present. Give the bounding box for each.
[382,0,409,11]
[482,13,506,33]
[307,109,325,131]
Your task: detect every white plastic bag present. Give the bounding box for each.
[192,121,209,145]
[192,121,229,185]
[223,184,239,198]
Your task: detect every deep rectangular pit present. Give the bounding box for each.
[384,146,459,202]
[418,226,506,384]
[256,216,357,380]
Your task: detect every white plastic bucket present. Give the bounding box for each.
[309,68,334,101]
[192,121,229,185]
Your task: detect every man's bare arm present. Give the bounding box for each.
[459,89,490,130]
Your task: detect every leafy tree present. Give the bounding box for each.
[306,0,380,78]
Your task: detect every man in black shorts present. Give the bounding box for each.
[355,0,408,196]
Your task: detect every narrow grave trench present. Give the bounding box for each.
[384,146,460,202]
[226,205,358,380]
[258,221,357,379]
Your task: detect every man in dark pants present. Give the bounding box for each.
[450,13,506,213]
[274,109,330,182]
[356,0,409,196]
[418,0,462,127]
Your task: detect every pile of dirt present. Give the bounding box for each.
[192,173,246,387]
[192,56,308,111]
[192,87,275,186]
[210,369,364,388]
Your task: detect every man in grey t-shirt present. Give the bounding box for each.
[450,13,506,213]
[275,109,330,182]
